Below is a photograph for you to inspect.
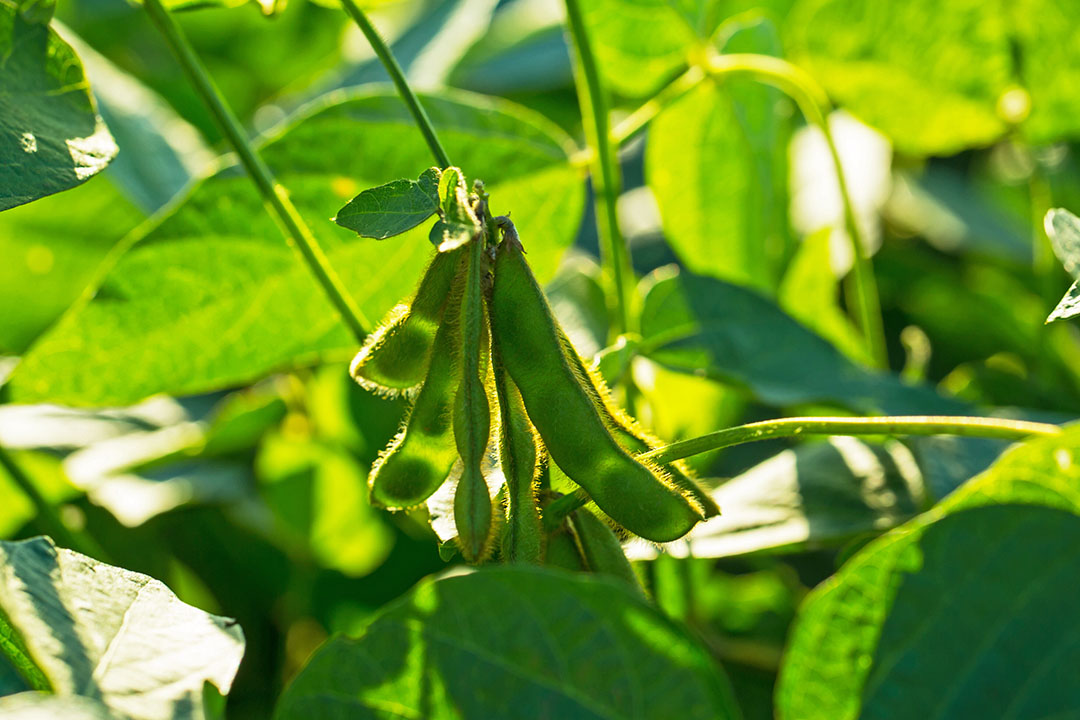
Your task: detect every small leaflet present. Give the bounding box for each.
[429,166,481,252]
[333,167,441,240]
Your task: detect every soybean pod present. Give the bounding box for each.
[570,508,644,593]
[543,525,586,571]
[554,327,720,519]
[489,231,704,543]
[350,247,464,396]
[453,232,494,562]
[491,345,544,564]
[367,253,468,509]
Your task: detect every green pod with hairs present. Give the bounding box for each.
[489,237,704,542]
[570,509,643,592]
[350,248,464,396]
[367,255,467,508]
[543,525,586,571]
[453,235,494,562]
[555,327,720,519]
[492,347,544,564]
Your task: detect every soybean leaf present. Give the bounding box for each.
[632,437,924,560]
[787,0,1080,155]
[16,0,52,23]
[638,266,969,414]
[0,694,112,719]
[276,566,739,719]
[1047,280,1080,324]
[776,425,1080,720]
[9,89,583,407]
[646,18,790,289]
[334,167,441,240]
[0,2,117,211]
[0,536,245,719]
[1045,208,1080,323]
[429,166,481,251]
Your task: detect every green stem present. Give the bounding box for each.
[611,66,706,146]
[703,52,887,368]
[543,414,1061,527]
[0,447,106,559]
[142,0,369,342]
[563,0,632,336]
[338,0,452,169]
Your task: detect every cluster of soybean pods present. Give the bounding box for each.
[350,207,719,572]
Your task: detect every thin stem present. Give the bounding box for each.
[542,415,1061,526]
[142,0,369,342]
[0,447,107,560]
[563,0,632,336]
[703,53,887,368]
[611,66,707,146]
[339,0,452,169]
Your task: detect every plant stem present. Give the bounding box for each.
[338,0,452,169]
[142,0,369,342]
[543,415,1061,526]
[562,0,632,336]
[611,66,707,146]
[0,447,106,560]
[703,52,887,368]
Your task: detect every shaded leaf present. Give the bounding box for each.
[0,536,244,719]
[276,566,739,719]
[0,2,117,211]
[638,266,968,414]
[334,167,441,240]
[10,89,583,406]
[777,425,1080,720]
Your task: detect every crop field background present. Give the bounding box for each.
[2,0,1080,718]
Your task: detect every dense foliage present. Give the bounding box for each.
[2,0,1080,718]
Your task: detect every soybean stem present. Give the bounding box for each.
[0,447,107,560]
[142,0,369,342]
[610,65,706,146]
[702,52,887,369]
[339,0,452,169]
[543,415,1061,526]
[563,0,633,336]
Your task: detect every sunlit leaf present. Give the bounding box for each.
[334,168,441,240]
[277,566,740,719]
[0,2,117,211]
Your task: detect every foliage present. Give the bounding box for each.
[2,0,1080,718]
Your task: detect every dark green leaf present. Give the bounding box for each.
[16,0,52,24]
[9,89,583,406]
[638,266,969,414]
[0,2,117,211]
[0,536,245,719]
[276,566,739,719]
[777,425,1080,720]
[334,167,441,240]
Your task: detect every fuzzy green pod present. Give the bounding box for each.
[350,248,463,396]
[543,525,586,571]
[555,327,720,519]
[367,255,467,509]
[492,349,544,564]
[570,509,643,592]
[453,234,494,562]
[489,236,704,543]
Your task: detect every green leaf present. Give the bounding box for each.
[638,266,969,414]
[0,2,117,211]
[1047,280,1080,324]
[16,0,52,24]
[0,536,245,719]
[429,166,482,252]
[787,0,1080,154]
[776,425,1080,720]
[0,694,112,719]
[1045,208,1080,323]
[646,18,789,290]
[276,566,740,719]
[334,167,441,240]
[10,89,583,407]
[650,437,924,559]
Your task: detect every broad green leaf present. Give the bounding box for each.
[638,265,969,414]
[786,0,1080,155]
[646,19,789,289]
[779,227,869,363]
[1045,208,1080,322]
[637,437,924,559]
[16,0,53,24]
[0,2,117,211]
[0,536,245,719]
[0,694,112,719]
[10,89,583,407]
[276,566,739,719]
[334,168,441,240]
[777,425,1080,720]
